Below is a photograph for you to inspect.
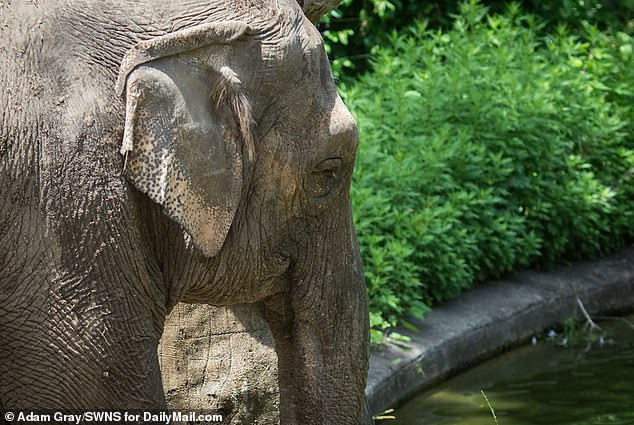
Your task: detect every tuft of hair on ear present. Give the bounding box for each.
[231,91,255,162]
[209,70,256,162]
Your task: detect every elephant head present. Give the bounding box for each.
[0,1,369,424]
[116,11,369,425]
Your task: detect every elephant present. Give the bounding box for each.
[0,1,371,424]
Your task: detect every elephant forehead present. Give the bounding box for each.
[245,13,324,93]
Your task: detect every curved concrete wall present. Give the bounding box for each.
[366,247,634,415]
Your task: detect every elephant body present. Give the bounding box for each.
[0,1,370,424]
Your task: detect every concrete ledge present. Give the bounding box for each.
[366,246,634,415]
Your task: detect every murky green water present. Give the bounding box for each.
[390,313,634,425]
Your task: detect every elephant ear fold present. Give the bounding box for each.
[118,22,254,258]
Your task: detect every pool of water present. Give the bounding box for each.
[390,313,634,425]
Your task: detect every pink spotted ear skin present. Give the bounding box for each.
[118,22,251,258]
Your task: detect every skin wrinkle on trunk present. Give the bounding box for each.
[1,1,370,423]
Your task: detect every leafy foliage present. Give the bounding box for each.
[342,1,634,342]
[320,0,634,77]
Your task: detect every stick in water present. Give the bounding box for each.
[481,390,499,425]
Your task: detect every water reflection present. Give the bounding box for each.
[391,313,634,425]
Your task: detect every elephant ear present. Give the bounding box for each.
[117,22,254,257]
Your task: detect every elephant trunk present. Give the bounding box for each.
[262,205,371,424]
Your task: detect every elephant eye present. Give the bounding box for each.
[315,158,341,173]
[304,157,343,201]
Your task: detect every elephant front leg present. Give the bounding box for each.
[261,261,370,425]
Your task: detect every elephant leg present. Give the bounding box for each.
[159,303,279,424]
[0,265,167,410]
[0,196,168,409]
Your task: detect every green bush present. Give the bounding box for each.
[343,1,634,343]
[322,0,634,77]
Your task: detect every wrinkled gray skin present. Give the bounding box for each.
[0,1,371,424]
